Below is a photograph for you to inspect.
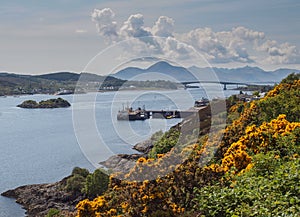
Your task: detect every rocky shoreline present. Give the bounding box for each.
[99,138,154,174]
[1,176,81,217]
[0,138,156,217]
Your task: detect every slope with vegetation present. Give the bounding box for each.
[68,73,300,217]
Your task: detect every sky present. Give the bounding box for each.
[1,0,300,74]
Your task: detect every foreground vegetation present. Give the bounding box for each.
[49,73,299,217]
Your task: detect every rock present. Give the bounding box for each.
[1,176,82,217]
[99,154,145,174]
[17,98,71,109]
[133,139,154,153]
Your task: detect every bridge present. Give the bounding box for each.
[180,81,277,90]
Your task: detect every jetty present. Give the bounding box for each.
[117,107,200,121]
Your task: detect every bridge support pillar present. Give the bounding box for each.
[223,83,227,90]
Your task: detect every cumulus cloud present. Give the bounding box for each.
[180,27,257,63]
[152,16,174,37]
[91,8,300,66]
[232,26,265,41]
[258,40,299,64]
[120,14,151,38]
[91,8,118,40]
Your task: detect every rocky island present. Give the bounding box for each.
[17,98,71,109]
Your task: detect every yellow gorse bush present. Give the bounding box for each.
[221,114,300,173]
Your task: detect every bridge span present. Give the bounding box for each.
[180,81,276,90]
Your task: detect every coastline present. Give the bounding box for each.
[0,137,155,217]
[0,103,214,216]
[1,176,81,217]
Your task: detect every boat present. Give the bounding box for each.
[194,97,209,107]
[163,111,175,119]
[117,106,149,121]
[54,90,74,95]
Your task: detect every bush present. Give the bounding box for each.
[71,167,89,178]
[148,128,180,158]
[193,157,300,216]
[83,168,109,199]
[65,174,86,194]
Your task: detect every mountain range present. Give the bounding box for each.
[1,61,299,95]
[112,61,300,83]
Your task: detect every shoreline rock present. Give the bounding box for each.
[1,176,81,217]
[99,153,145,174]
[132,138,154,153]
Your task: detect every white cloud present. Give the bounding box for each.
[152,16,174,37]
[91,8,118,41]
[120,14,151,38]
[232,26,265,41]
[91,8,300,66]
[180,27,255,63]
[257,40,299,64]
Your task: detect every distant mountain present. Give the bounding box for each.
[113,61,196,81]
[113,61,300,83]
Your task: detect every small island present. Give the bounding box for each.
[17,98,71,109]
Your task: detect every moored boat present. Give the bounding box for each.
[117,106,149,121]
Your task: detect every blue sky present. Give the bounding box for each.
[1,0,299,74]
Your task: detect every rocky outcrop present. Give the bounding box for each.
[133,139,154,153]
[1,176,81,217]
[17,98,71,109]
[100,136,157,173]
[99,154,144,174]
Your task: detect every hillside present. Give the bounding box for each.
[34,72,80,81]
[0,71,179,96]
[72,73,300,217]
[0,72,84,95]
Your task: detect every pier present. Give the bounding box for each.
[117,107,200,120]
[145,110,198,119]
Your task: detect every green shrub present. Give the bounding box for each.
[65,174,86,194]
[71,167,89,178]
[83,168,109,199]
[148,128,180,158]
[193,156,300,216]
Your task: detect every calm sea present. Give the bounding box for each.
[0,86,242,216]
